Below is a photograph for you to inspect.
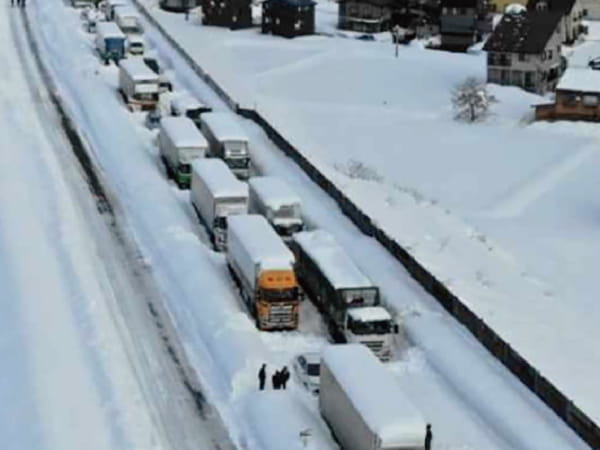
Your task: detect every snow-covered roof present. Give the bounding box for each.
[228,215,295,270]
[201,112,248,142]
[172,93,208,113]
[96,22,126,40]
[127,34,144,44]
[113,5,140,18]
[119,58,159,82]
[249,176,301,210]
[191,159,248,198]
[557,68,600,93]
[323,344,427,447]
[293,230,375,290]
[347,306,392,322]
[160,117,208,148]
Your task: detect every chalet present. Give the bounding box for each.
[440,0,491,51]
[484,11,564,93]
[338,0,393,33]
[262,0,316,38]
[159,0,200,12]
[201,0,252,29]
[535,69,600,120]
[528,0,586,43]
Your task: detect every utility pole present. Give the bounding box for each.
[392,25,401,58]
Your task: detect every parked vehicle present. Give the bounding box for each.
[118,58,160,111]
[227,215,301,330]
[71,0,95,7]
[190,159,248,250]
[292,352,320,395]
[248,176,303,241]
[291,230,397,361]
[145,108,162,130]
[95,22,126,64]
[589,56,600,70]
[200,112,251,179]
[101,0,127,20]
[320,344,427,450]
[171,93,212,128]
[114,6,143,34]
[126,34,145,56]
[158,117,207,188]
[143,50,173,92]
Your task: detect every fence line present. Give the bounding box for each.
[130,2,600,447]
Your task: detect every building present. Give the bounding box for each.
[262,0,316,38]
[338,0,394,32]
[527,0,586,43]
[536,69,600,120]
[440,0,491,51]
[201,0,252,29]
[487,0,526,13]
[483,11,564,93]
[159,0,200,12]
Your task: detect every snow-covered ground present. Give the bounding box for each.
[137,0,600,428]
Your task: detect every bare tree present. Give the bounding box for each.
[451,77,496,123]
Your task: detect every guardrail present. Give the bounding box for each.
[131,2,600,447]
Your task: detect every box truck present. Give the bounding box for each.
[118,58,160,111]
[114,6,143,34]
[171,93,212,128]
[248,176,304,241]
[190,159,248,251]
[227,215,301,330]
[95,22,126,64]
[320,344,427,450]
[201,112,251,179]
[158,117,208,189]
[292,230,397,361]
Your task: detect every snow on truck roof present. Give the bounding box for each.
[160,117,208,148]
[228,215,295,269]
[119,58,159,82]
[172,93,207,112]
[323,344,427,447]
[293,230,375,290]
[249,176,301,209]
[96,22,125,39]
[113,5,139,17]
[191,159,248,198]
[201,112,248,142]
[347,306,391,322]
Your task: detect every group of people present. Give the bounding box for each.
[258,364,290,391]
[10,0,26,7]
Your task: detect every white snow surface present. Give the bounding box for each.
[322,344,426,446]
[202,111,249,141]
[138,0,600,426]
[160,116,208,148]
[249,176,302,209]
[347,306,392,322]
[192,159,248,198]
[293,229,374,289]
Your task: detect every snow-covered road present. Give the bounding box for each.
[1,6,230,450]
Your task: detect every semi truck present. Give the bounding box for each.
[320,344,427,450]
[158,117,208,189]
[200,112,251,179]
[227,215,301,330]
[95,22,126,64]
[248,176,304,241]
[292,230,397,361]
[190,159,248,251]
[118,58,160,111]
[171,93,212,128]
[114,6,143,35]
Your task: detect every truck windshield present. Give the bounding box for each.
[307,363,320,376]
[276,204,300,219]
[350,319,391,335]
[178,163,191,174]
[106,39,123,51]
[261,287,298,302]
[227,157,250,169]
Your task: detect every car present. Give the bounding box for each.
[145,108,162,130]
[589,57,600,70]
[292,352,320,395]
[356,34,375,41]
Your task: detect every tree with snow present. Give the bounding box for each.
[451,77,496,123]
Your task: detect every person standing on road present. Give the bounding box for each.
[281,366,290,390]
[258,364,266,391]
[272,370,281,390]
[425,424,432,450]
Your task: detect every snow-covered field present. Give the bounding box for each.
[139,0,600,428]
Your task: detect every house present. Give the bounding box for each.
[487,0,526,13]
[262,0,316,38]
[535,69,600,120]
[338,0,394,33]
[439,0,491,51]
[527,0,586,43]
[201,0,252,29]
[483,11,564,93]
[159,0,200,12]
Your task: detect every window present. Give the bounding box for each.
[525,71,534,86]
[452,7,458,14]
[518,53,529,62]
[548,50,553,59]
[583,95,599,106]
[512,70,523,85]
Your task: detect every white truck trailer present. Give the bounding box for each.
[248,176,304,241]
[190,159,248,251]
[227,215,301,330]
[118,58,160,111]
[292,230,397,361]
[159,117,207,189]
[320,344,427,450]
[200,112,251,179]
[114,6,143,35]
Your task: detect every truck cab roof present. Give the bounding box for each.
[347,306,391,322]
